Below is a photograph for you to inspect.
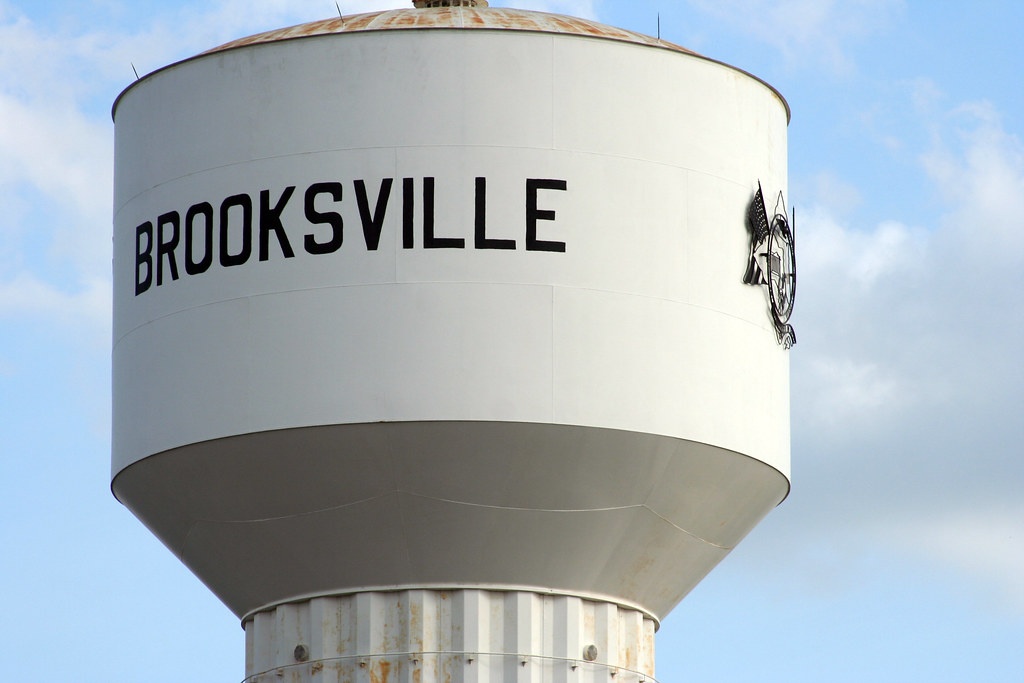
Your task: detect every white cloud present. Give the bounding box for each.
[923,101,1024,258]
[0,272,111,326]
[784,99,1024,612]
[800,210,925,289]
[803,356,907,424]
[0,94,112,275]
[908,76,944,114]
[888,508,1024,613]
[808,171,863,217]
[684,0,905,73]
[0,6,117,302]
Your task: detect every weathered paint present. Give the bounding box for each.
[111,6,789,122]
[244,590,657,683]
[205,6,789,120]
[203,8,699,57]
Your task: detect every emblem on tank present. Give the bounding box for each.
[744,182,796,348]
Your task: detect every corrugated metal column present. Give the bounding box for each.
[307,597,344,681]
[455,590,481,683]
[243,590,657,683]
[357,592,388,683]
[591,601,618,678]
[551,595,583,683]
[403,590,439,683]
[504,592,541,683]
[619,608,646,678]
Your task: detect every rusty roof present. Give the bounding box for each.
[114,6,789,122]
[203,7,700,57]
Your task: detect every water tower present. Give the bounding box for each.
[111,2,793,681]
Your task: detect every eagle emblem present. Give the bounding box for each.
[744,182,796,348]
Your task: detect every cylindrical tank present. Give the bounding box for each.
[111,4,790,682]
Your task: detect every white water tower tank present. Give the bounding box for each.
[111,2,793,681]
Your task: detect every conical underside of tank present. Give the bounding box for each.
[114,421,787,621]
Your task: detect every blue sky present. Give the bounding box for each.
[2,1,1022,681]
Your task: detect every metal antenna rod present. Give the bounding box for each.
[657,13,661,40]
[131,63,140,80]
[335,1,345,23]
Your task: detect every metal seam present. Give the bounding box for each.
[243,650,659,683]
[181,489,730,549]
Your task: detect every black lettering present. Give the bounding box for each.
[355,178,394,251]
[526,178,567,253]
[259,186,296,261]
[156,211,180,285]
[474,177,515,250]
[220,194,252,267]
[423,177,464,249]
[402,177,414,249]
[135,221,153,296]
[303,182,344,255]
[185,202,213,275]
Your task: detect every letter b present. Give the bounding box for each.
[135,221,153,296]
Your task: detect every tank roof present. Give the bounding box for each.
[203,7,701,58]
[113,5,789,122]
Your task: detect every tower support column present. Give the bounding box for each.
[244,589,656,683]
